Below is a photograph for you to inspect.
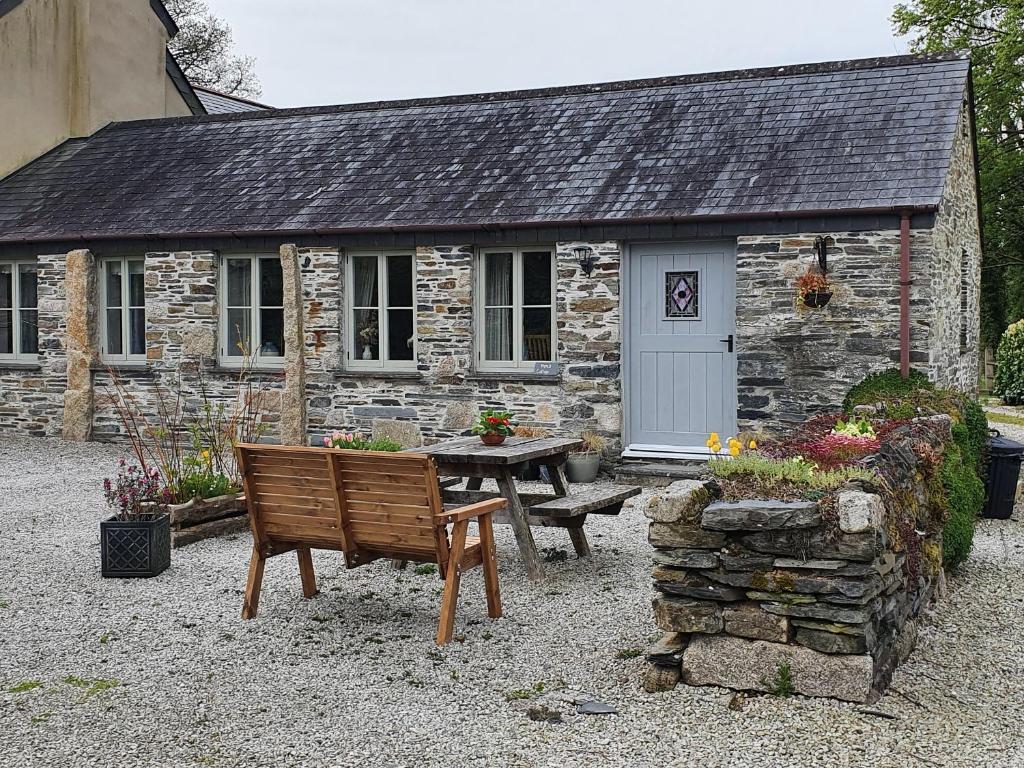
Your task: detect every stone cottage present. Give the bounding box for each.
[0,34,982,457]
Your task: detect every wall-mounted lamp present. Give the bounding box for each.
[572,245,596,277]
[813,236,834,274]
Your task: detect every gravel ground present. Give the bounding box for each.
[2,436,1023,768]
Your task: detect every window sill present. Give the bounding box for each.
[0,359,42,371]
[336,369,423,381]
[210,365,286,375]
[93,362,151,373]
[466,371,562,384]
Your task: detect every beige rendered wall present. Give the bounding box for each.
[0,0,193,180]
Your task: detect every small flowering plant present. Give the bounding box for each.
[795,268,832,308]
[831,415,876,440]
[323,430,402,452]
[102,458,171,521]
[471,410,515,437]
[706,432,757,458]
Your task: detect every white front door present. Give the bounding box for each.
[625,241,737,457]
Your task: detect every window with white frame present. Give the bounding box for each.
[220,254,285,365]
[476,248,556,370]
[0,260,39,361]
[100,257,147,362]
[346,251,416,369]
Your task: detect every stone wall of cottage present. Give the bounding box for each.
[0,242,622,452]
[0,253,67,436]
[927,101,982,392]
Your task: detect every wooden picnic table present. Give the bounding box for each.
[412,436,588,581]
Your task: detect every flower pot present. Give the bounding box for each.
[566,453,601,483]
[480,433,506,446]
[801,290,833,309]
[100,513,171,578]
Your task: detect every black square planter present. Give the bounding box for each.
[100,514,171,578]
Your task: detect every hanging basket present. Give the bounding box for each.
[800,290,833,309]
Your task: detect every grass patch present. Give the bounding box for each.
[984,410,1024,427]
[7,680,42,694]
[413,564,437,576]
[763,663,795,698]
[615,648,643,660]
[506,682,546,701]
[709,454,875,491]
[63,676,120,701]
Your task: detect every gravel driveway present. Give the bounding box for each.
[1,436,1022,768]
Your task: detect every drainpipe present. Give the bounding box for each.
[899,212,911,378]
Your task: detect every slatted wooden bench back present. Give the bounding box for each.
[236,444,347,552]
[331,450,450,570]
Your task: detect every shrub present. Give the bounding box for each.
[324,431,402,452]
[940,442,984,569]
[842,368,933,413]
[995,319,1024,405]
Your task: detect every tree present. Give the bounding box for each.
[164,0,262,98]
[893,1,1024,351]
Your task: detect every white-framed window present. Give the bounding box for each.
[100,257,147,362]
[475,247,556,371]
[0,260,39,361]
[345,251,416,370]
[220,254,285,366]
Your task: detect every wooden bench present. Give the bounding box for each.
[442,484,641,558]
[235,444,505,645]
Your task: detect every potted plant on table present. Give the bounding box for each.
[795,267,832,309]
[100,459,172,578]
[565,431,606,483]
[472,409,515,446]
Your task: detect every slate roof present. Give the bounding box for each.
[0,52,971,244]
[194,87,271,114]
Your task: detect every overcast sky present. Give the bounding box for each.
[213,0,912,108]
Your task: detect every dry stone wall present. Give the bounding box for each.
[644,420,950,703]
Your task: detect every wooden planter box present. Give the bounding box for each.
[168,492,249,548]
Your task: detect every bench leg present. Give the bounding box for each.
[390,558,408,571]
[496,470,545,581]
[242,546,266,620]
[465,477,483,491]
[478,514,502,619]
[297,546,318,599]
[437,520,469,645]
[568,527,591,558]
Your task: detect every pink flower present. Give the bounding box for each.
[323,436,331,446]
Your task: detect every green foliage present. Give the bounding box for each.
[985,409,1024,427]
[708,454,876,490]
[940,442,985,569]
[842,368,933,412]
[995,320,1024,405]
[325,431,403,452]
[471,409,515,437]
[413,564,437,576]
[893,2,1024,349]
[7,680,42,694]
[172,469,237,503]
[764,663,795,698]
[615,648,644,660]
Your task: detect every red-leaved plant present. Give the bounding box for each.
[102,458,172,521]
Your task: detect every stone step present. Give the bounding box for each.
[614,461,706,487]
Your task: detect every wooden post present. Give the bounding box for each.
[496,470,545,581]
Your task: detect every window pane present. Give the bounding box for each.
[226,308,251,356]
[484,253,513,306]
[129,308,145,356]
[19,310,38,354]
[0,264,11,309]
[352,256,378,308]
[523,252,552,305]
[18,265,37,309]
[353,308,379,360]
[523,308,552,361]
[105,308,123,355]
[386,254,413,308]
[483,307,512,361]
[260,258,283,308]
[259,308,284,357]
[105,261,122,308]
[388,309,414,361]
[127,261,144,307]
[227,259,251,306]
[0,310,12,354]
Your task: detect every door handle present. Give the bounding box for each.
[719,334,734,353]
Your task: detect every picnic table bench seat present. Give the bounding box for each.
[235,443,504,645]
[526,486,642,518]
